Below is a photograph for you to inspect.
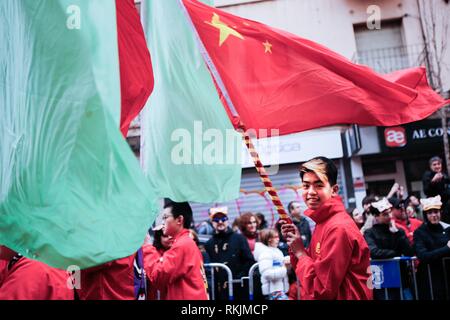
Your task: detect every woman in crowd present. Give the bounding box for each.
[413,195,450,300]
[255,212,268,230]
[348,207,366,230]
[239,212,260,253]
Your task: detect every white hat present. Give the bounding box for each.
[209,206,228,219]
[420,195,442,212]
[371,197,392,213]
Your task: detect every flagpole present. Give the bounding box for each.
[139,0,148,172]
[238,122,292,223]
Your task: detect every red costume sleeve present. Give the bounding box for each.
[0,260,7,287]
[295,226,353,299]
[149,240,192,288]
[0,259,72,300]
[142,244,161,276]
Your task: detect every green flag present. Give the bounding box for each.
[140,0,242,203]
[0,0,158,269]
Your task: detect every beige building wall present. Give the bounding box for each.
[214,0,449,90]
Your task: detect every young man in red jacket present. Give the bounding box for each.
[282,157,372,300]
[146,201,209,300]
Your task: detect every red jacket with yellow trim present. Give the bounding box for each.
[148,229,208,300]
[290,197,373,300]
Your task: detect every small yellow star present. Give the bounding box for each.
[205,13,244,46]
[263,40,272,54]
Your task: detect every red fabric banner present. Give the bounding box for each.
[182,0,448,136]
[116,0,154,137]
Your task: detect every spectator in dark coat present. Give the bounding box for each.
[364,198,414,259]
[422,156,450,222]
[204,208,255,300]
[287,201,314,248]
[414,195,450,300]
[364,197,415,300]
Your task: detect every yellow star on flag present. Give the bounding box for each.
[263,40,272,54]
[205,13,244,46]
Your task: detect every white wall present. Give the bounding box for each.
[214,0,359,58]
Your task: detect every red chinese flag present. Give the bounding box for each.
[116,0,154,137]
[181,0,449,136]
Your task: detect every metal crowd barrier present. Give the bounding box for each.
[370,256,418,300]
[247,262,259,300]
[247,261,299,300]
[212,256,450,301]
[444,257,450,300]
[370,256,450,300]
[419,256,450,300]
[204,263,234,301]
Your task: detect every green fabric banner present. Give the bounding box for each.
[140,0,242,204]
[0,0,158,269]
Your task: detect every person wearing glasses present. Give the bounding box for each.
[204,207,255,300]
[146,201,209,300]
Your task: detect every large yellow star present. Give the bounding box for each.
[205,13,244,46]
[263,40,272,53]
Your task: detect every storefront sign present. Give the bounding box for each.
[241,128,344,168]
[379,119,449,153]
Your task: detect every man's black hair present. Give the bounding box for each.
[300,156,338,186]
[362,195,378,207]
[388,197,406,210]
[368,204,382,216]
[164,200,193,229]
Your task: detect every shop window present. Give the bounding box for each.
[362,159,397,176]
[353,19,411,73]
[366,180,395,197]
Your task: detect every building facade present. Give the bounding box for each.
[132,0,450,226]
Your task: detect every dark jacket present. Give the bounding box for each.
[364,224,414,259]
[204,227,255,300]
[293,216,312,248]
[205,227,255,281]
[413,222,450,300]
[422,170,450,201]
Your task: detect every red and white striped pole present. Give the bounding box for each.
[238,122,292,224]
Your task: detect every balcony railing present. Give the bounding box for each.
[354,44,429,74]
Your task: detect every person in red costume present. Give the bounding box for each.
[0,259,7,287]
[147,201,209,300]
[0,245,73,300]
[77,254,137,300]
[388,197,422,245]
[281,157,373,300]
